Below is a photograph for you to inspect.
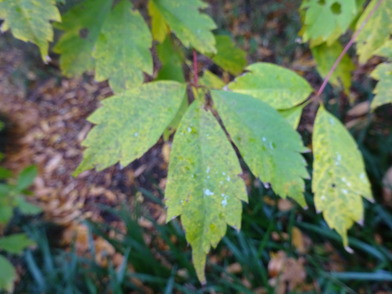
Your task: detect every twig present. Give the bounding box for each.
[193,50,199,86]
[315,0,384,98]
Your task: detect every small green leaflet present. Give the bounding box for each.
[312,107,372,247]
[150,0,217,54]
[148,0,169,42]
[165,101,247,283]
[212,90,309,206]
[199,70,225,89]
[311,42,355,93]
[279,105,305,130]
[93,0,153,93]
[370,63,392,110]
[300,0,358,46]
[75,81,186,175]
[54,0,113,76]
[0,0,61,61]
[0,255,16,292]
[0,234,35,255]
[356,0,392,64]
[156,37,185,83]
[228,63,312,110]
[208,35,247,75]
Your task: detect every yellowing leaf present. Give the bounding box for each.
[165,101,247,283]
[0,255,16,292]
[209,35,247,75]
[75,81,186,175]
[54,0,113,76]
[356,0,392,64]
[150,0,216,54]
[279,105,305,130]
[148,0,169,42]
[212,90,308,206]
[93,0,152,93]
[300,0,358,46]
[311,42,355,93]
[312,107,372,246]
[375,40,392,60]
[199,70,225,89]
[228,63,312,110]
[370,63,392,110]
[0,0,61,61]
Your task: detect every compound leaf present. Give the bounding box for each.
[228,63,312,110]
[93,0,152,93]
[0,255,16,292]
[0,234,35,255]
[311,42,355,93]
[312,106,372,246]
[370,63,392,110]
[356,0,392,64]
[54,0,113,76]
[300,0,358,46]
[150,0,216,54]
[75,81,186,175]
[0,0,60,61]
[212,90,308,206]
[165,101,247,283]
[209,35,247,75]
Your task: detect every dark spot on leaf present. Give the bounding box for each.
[331,2,342,14]
[318,0,326,5]
[331,183,336,188]
[79,28,89,39]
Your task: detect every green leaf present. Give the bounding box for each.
[165,101,247,283]
[93,0,152,93]
[312,106,372,246]
[0,0,60,61]
[356,0,392,63]
[148,0,169,42]
[0,234,35,255]
[0,168,12,180]
[0,206,13,225]
[370,63,392,110]
[209,35,247,75]
[16,197,42,215]
[228,63,312,110]
[311,42,355,93]
[0,255,16,292]
[75,81,186,175]
[375,40,392,60]
[156,37,185,83]
[279,105,305,129]
[16,166,37,191]
[300,0,358,46]
[150,0,217,54]
[163,94,188,141]
[199,70,225,89]
[54,0,113,76]
[212,90,308,206]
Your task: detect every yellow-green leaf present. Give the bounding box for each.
[300,0,358,46]
[375,40,392,60]
[93,0,153,93]
[54,0,113,76]
[165,101,247,283]
[156,37,185,83]
[0,0,61,61]
[209,35,247,75]
[148,0,169,42]
[212,90,309,206]
[370,63,392,110]
[0,234,35,255]
[356,0,392,64]
[75,81,186,175]
[150,0,217,54]
[279,105,305,129]
[311,42,355,93]
[228,63,312,110]
[199,70,225,89]
[312,106,372,246]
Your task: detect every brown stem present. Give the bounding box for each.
[315,0,384,98]
[193,50,199,86]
